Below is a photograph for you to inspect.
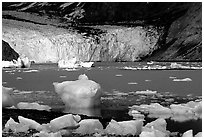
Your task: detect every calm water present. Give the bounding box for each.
[2,62,202,135]
[2,62,202,96]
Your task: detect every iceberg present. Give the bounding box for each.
[140,118,169,137]
[172,78,192,82]
[2,56,31,68]
[17,102,51,111]
[4,116,42,133]
[74,119,103,135]
[105,119,143,136]
[53,74,102,109]
[49,114,80,132]
[58,57,94,68]
[2,86,17,108]
[182,129,193,137]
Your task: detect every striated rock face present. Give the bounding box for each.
[146,2,202,61]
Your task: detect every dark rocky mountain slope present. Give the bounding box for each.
[2,2,202,62]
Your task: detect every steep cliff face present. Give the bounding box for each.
[2,40,19,61]
[2,2,202,62]
[146,2,202,61]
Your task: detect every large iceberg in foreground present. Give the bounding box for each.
[53,74,102,109]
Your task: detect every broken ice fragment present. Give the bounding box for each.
[17,102,51,111]
[172,78,192,82]
[50,114,79,132]
[74,119,103,135]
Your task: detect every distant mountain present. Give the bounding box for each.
[2,2,202,62]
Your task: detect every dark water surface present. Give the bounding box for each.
[2,62,202,135]
[2,62,202,96]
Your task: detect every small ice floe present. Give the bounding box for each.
[122,66,137,70]
[13,90,33,94]
[128,82,138,85]
[2,56,31,68]
[128,110,145,120]
[59,75,67,78]
[115,74,123,77]
[147,61,154,65]
[23,69,39,73]
[16,77,23,80]
[169,76,177,79]
[50,114,80,132]
[129,100,202,122]
[74,119,103,135]
[64,68,79,71]
[139,118,169,137]
[172,78,192,82]
[4,116,42,133]
[129,90,157,95]
[58,58,94,68]
[17,102,51,111]
[105,119,143,136]
[4,70,14,73]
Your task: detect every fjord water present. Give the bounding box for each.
[2,62,202,96]
[2,62,202,135]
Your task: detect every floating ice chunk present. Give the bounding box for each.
[4,116,42,133]
[182,129,193,137]
[105,119,127,135]
[33,130,62,137]
[139,129,167,137]
[23,69,39,73]
[13,90,33,94]
[78,74,89,80]
[170,104,194,115]
[172,78,192,82]
[80,62,94,68]
[129,90,157,95]
[140,118,169,137]
[128,110,145,120]
[118,120,143,136]
[17,102,51,111]
[50,114,79,132]
[128,82,138,85]
[2,86,17,108]
[18,116,42,131]
[169,76,177,79]
[59,75,67,78]
[53,74,102,109]
[145,118,167,132]
[129,103,172,115]
[105,119,143,136]
[194,132,202,137]
[4,117,19,131]
[16,77,23,80]
[115,74,123,77]
[74,119,103,135]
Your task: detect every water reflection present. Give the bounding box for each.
[64,107,101,117]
